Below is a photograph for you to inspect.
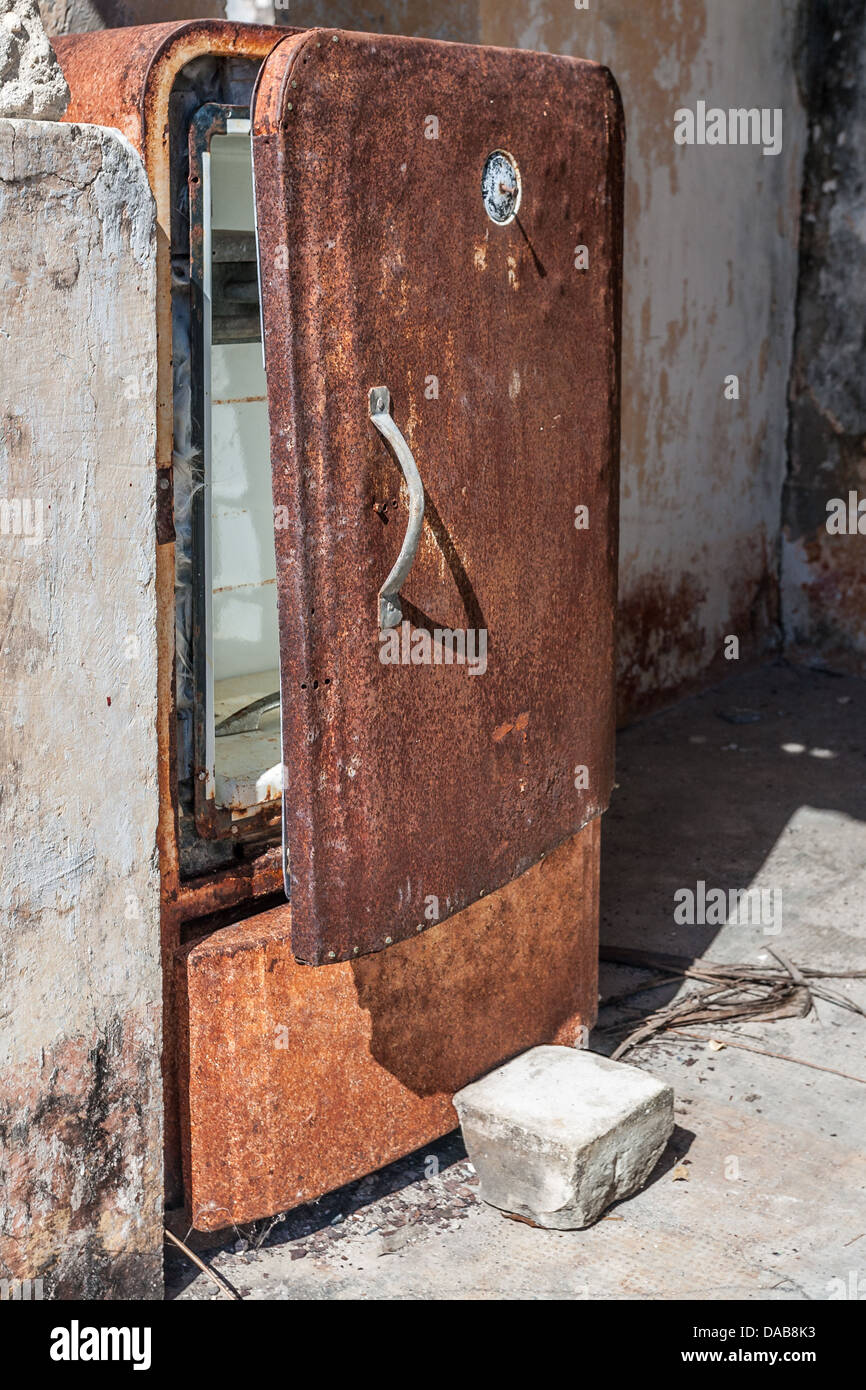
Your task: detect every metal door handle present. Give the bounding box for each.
[369,387,425,629]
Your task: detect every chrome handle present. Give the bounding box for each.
[369,387,425,629]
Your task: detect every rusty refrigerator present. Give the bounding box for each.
[56,20,623,1228]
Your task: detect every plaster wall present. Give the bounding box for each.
[0,117,161,1298]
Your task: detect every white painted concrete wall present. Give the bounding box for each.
[0,118,161,1298]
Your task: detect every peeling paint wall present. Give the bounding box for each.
[783,1,866,673]
[275,0,480,42]
[537,1,806,719]
[0,120,161,1299]
[37,0,228,39]
[290,0,808,719]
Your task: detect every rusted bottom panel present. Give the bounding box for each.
[178,818,600,1230]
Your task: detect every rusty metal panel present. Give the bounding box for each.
[54,22,285,157]
[178,820,599,1230]
[253,30,623,964]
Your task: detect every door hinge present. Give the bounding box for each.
[156,468,175,544]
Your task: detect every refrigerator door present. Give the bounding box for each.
[253,28,623,963]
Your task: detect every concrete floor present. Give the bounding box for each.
[167,661,866,1301]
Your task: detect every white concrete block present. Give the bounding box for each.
[0,0,69,120]
[454,1046,674,1229]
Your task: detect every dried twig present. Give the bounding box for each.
[253,1212,286,1250]
[599,944,866,1059]
[809,982,866,1018]
[766,946,808,990]
[664,1029,866,1085]
[607,978,811,1060]
[164,1228,242,1300]
[601,945,866,981]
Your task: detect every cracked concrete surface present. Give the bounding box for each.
[167,661,866,1301]
[0,0,68,120]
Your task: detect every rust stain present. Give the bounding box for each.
[617,529,779,724]
[0,1012,162,1297]
[493,710,530,742]
[212,394,268,405]
[616,570,709,724]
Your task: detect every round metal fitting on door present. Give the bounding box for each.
[481,150,521,225]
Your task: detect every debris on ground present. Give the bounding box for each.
[598,945,866,1061]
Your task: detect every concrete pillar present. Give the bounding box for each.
[0,114,161,1298]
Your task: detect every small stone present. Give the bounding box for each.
[717,707,762,724]
[0,0,70,121]
[454,1046,674,1230]
[379,1227,413,1255]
